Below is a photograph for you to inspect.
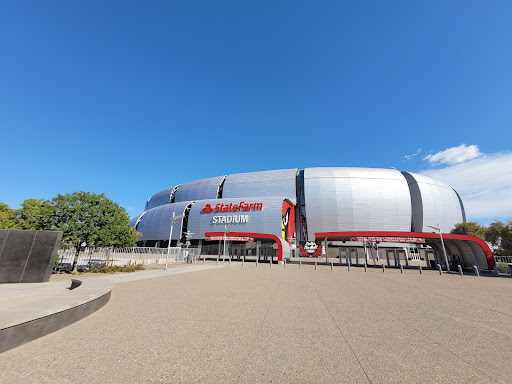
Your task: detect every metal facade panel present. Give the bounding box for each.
[404,172,463,233]
[304,168,411,240]
[136,202,192,241]
[146,186,178,210]
[173,176,225,203]
[222,169,297,202]
[187,197,286,240]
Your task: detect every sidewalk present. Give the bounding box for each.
[1,264,511,383]
[0,264,223,353]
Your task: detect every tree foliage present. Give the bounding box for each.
[485,221,512,256]
[0,202,20,229]
[0,193,140,259]
[51,191,139,249]
[451,222,487,240]
[451,220,512,256]
[18,198,54,230]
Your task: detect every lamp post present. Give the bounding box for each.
[427,224,449,272]
[166,212,184,269]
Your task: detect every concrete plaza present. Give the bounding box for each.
[1,263,511,383]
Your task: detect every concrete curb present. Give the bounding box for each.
[0,278,113,353]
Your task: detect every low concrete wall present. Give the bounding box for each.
[0,279,112,353]
[0,230,62,283]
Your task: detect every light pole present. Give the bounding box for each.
[166,212,184,269]
[427,224,450,272]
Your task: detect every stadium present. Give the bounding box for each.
[130,168,494,271]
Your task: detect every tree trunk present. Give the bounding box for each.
[71,242,81,273]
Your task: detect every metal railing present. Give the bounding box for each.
[494,256,512,264]
[55,247,201,271]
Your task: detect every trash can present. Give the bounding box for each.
[508,263,512,276]
[184,251,192,264]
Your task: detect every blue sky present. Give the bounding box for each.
[1,1,511,223]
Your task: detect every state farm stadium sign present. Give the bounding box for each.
[201,202,262,224]
[206,236,254,242]
[350,236,426,244]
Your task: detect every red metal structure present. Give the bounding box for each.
[316,231,494,270]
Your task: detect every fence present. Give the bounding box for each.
[494,256,512,264]
[56,247,201,271]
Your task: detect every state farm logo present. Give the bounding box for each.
[202,204,214,213]
[201,202,263,213]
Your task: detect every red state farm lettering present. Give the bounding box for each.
[214,202,263,213]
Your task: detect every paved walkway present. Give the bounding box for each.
[1,263,511,383]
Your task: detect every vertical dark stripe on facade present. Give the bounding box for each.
[401,171,423,232]
[180,202,195,243]
[297,169,307,242]
[170,185,179,204]
[453,189,467,223]
[217,176,227,199]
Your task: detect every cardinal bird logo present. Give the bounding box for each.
[202,204,214,213]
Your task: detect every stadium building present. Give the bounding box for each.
[130,168,494,270]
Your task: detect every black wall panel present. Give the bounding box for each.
[0,230,62,283]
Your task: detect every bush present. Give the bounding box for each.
[90,264,144,273]
[496,262,511,274]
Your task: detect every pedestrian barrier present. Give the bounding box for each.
[55,246,201,271]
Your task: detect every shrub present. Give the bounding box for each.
[90,264,144,273]
[496,262,511,274]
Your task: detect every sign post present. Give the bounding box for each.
[166,213,184,269]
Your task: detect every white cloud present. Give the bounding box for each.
[421,152,512,220]
[403,148,422,161]
[424,144,484,165]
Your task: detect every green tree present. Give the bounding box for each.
[486,220,512,256]
[451,221,487,241]
[51,191,140,271]
[0,202,20,229]
[17,198,54,230]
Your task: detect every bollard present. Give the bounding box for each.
[270,259,272,268]
[437,264,442,275]
[419,264,422,274]
[256,258,258,267]
[216,256,219,265]
[203,257,205,265]
[364,262,367,272]
[315,259,317,270]
[284,259,286,269]
[382,264,385,273]
[299,260,302,269]
[458,264,463,276]
[473,265,480,277]
[399,263,403,274]
[331,262,333,271]
[242,258,244,267]
[229,257,231,266]
[348,260,350,272]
